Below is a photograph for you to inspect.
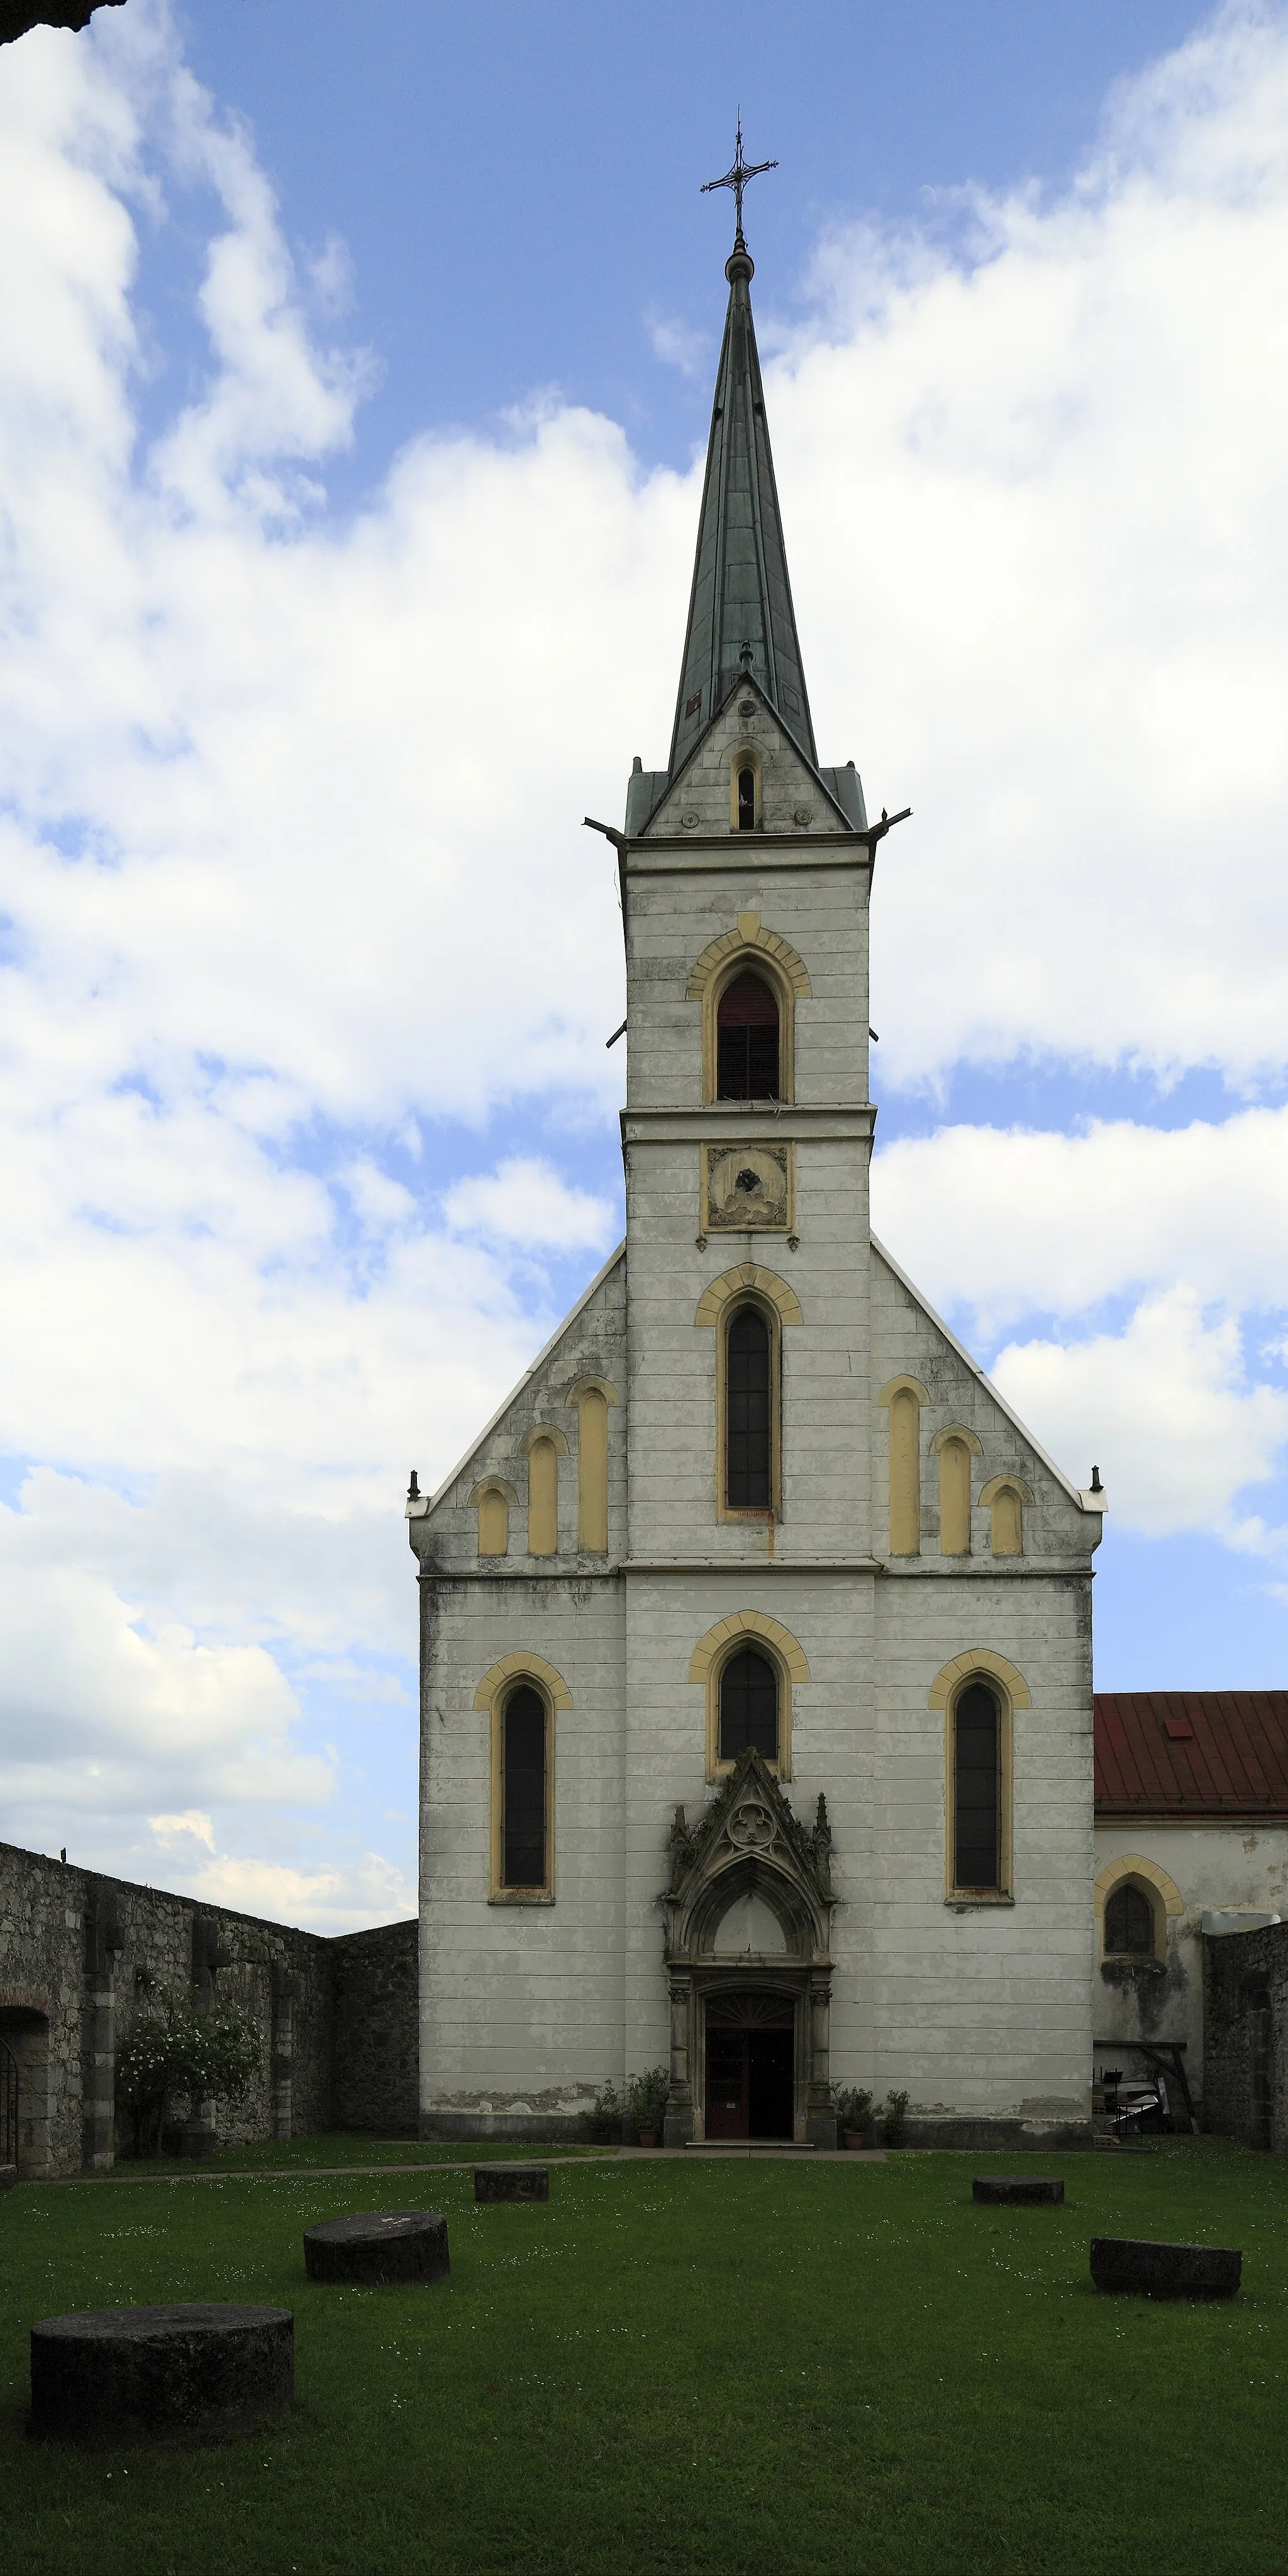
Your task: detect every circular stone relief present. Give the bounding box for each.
[681,811,701,830]
[792,804,814,825]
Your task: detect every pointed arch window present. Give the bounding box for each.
[1105,1882,1155,1957]
[725,1306,772,1509]
[718,1646,779,1763]
[717,971,780,1101]
[500,1684,549,1892]
[952,1682,1002,1893]
[737,766,756,830]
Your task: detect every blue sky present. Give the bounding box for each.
[1,0,1287,1926]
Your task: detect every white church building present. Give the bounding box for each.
[408,201,1107,2150]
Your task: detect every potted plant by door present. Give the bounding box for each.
[625,2064,670,2149]
[834,2087,876,2150]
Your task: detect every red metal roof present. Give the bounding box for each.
[1094,1692,1288,1820]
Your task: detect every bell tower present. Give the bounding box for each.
[617,192,879,1572]
[614,161,884,2121]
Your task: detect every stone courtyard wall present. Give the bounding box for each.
[0,1840,417,2174]
[1202,1919,1288,2151]
[331,1920,419,2136]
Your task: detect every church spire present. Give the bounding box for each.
[669,135,816,781]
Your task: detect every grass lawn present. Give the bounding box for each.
[103,2132,608,2180]
[3,2140,1287,2575]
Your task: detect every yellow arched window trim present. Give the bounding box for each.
[473,1652,572,1713]
[687,1610,808,1782]
[1094,1854,1181,1966]
[695,1263,803,1329]
[931,1424,983,1457]
[472,1660,564,1906]
[928,1650,1031,1713]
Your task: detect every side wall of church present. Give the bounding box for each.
[416,1573,626,2131]
[413,1257,631,2133]
[861,1246,1097,2136]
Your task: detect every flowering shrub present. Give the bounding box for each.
[118,1986,262,2156]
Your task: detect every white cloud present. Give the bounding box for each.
[992,1287,1288,1538]
[3,3,1288,1899]
[148,1809,216,1852]
[188,1848,414,1938]
[872,1103,1288,1335]
[443,1157,617,1252]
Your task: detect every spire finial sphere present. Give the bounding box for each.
[701,116,777,251]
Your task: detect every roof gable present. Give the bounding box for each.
[644,673,852,841]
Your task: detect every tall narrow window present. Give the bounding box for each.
[717,971,779,1100]
[990,1485,1023,1556]
[477,1487,509,1557]
[718,1647,779,1763]
[726,1306,771,1509]
[575,1388,609,1552]
[1105,1882,1154,1957]
[938,1436,972,1556]
[737,766,757,830]
[502,1685,547,1889]
[527,1435,558,1556]
[888,1387,921,1557]
[953,1683,1001,1890]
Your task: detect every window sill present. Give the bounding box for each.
[488,1889,555,1907]
[945,1893,1015,1911]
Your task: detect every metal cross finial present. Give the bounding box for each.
[701,116,777,247]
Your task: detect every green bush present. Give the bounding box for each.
[117,1985,263,2157]
[834,2087,875,2133]
[623,2066,669,2140]
[880,2087,911,2148]
[582,2079,625,2144]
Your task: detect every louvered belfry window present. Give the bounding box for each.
[1106,1882,1153,1955]
[716,971,779,1100]
[953,1683,1001,1890]
[726,1306,772,1509]
[719,1646,779,1763]
[502,1685,547,1889]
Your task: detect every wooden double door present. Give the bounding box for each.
[706,2009,794,2140]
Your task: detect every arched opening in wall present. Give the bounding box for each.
[705,1990,794,2140]
[888,1388,921,1556]
[737,766,757,830]
[718,1646,779,1765]
[1,2035,16,2171]
[1104,1882,1155,1958]
[716,972,779,1101]
[500,1684,549,1892]
[575,1388,609,1552]
[526,1437,558,1557]
[952,1682,1002,1894]
[990,1485,1023,1555]
[0,2006,49,2177]
[477,1486,509,1557]
[938,1436,972,1556]
[724,1305,772,1510]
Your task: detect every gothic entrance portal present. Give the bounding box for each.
[706,1992,794,2139]
[661,1749,838,2148]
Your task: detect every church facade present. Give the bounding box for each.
[408,218,1106,2149]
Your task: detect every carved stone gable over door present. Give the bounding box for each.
[660,1749,837,2147]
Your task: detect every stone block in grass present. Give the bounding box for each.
[30,2303,292,2445]
[973,2176,1065,2206]
[1091,2237,1241,2299]
[304,2210,450,2285]
[475,2164,549,2204]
